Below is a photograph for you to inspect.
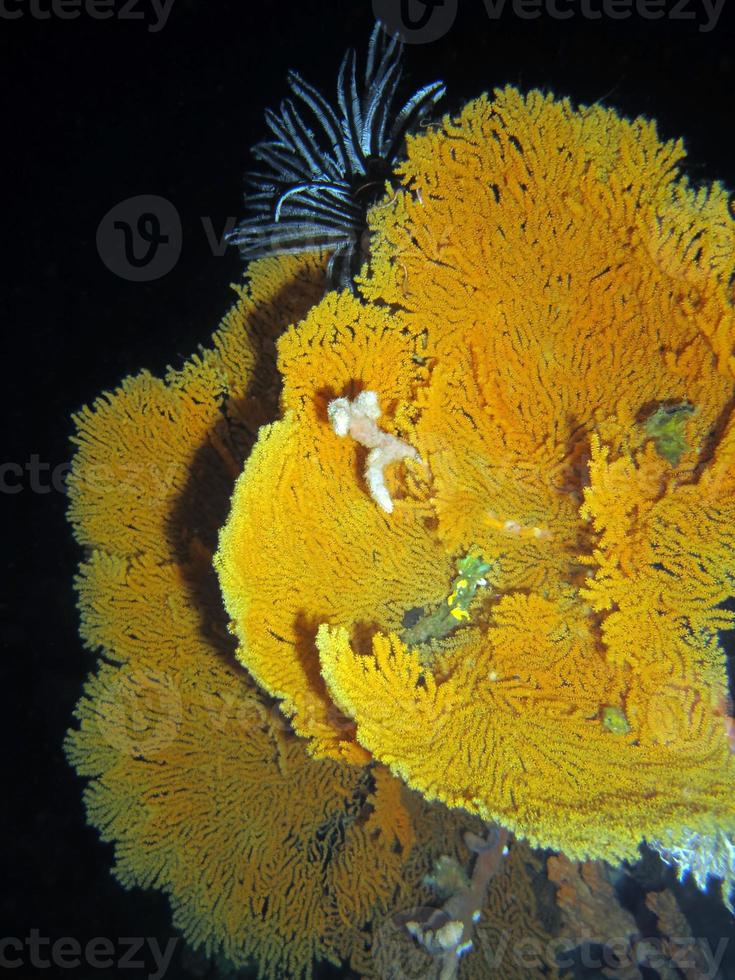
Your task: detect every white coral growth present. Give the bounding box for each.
[327,390,420,513]
[648,826,735,913]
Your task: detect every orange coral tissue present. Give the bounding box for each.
[67,83,735,980]
[216,88,735,904]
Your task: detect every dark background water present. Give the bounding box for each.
[3,0,735,977]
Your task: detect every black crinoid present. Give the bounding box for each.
[228,23,445,291]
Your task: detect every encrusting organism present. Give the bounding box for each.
[401,825,510,980]
[227,23,445,289]
[327,389,421,512]
[400,552,494,648]
[66,43,735,980]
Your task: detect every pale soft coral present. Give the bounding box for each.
[327,390,421,512]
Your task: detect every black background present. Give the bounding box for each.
[3,0,735,977]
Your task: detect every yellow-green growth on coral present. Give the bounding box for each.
[401,553,494,646]
[642,401,696,465]
[601,705,632,735]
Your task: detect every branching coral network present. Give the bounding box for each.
[218,85,735,898]
[67,71,735,980]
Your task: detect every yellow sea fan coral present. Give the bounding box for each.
[317,616,732,863]
[67,656,383,977]
[68,253,326,562]
[69,76,735,980]
[66,249,555,978]
[216,88,735,881]
[65,254,414,978]
[215,289,452,760]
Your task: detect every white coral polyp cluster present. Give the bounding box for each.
[327,390,420,513]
